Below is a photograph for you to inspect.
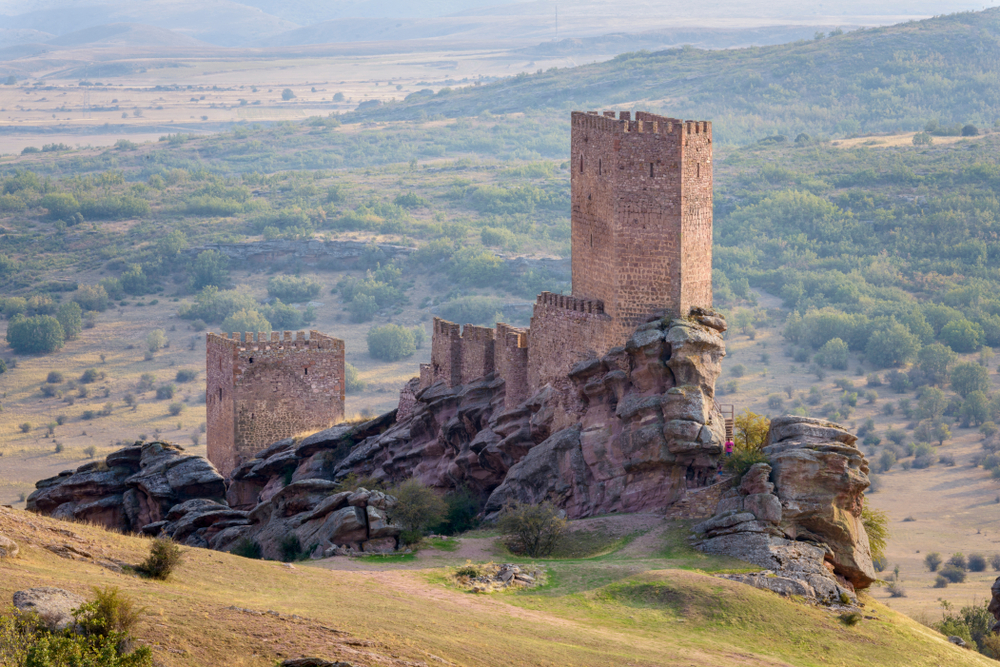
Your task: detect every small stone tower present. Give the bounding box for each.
[206,330,345,477]
[570,110,713,342]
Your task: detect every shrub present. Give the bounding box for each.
[497,500,567,557]
[816,337,849,369]
[925,552,942,571]
[992,554,1000,572]
[767,394,784,410]
[84,445,97,458]
[952,362,990,398]
[345,363,366,394]
[934,575,949,588]
[46,371,64,384]
[6,315,65,353]
[146,329,167,353]
[231,538,262,559]
[141,538,182,580]
[221,308,271,336]
[19,423,31,434]
[367,324,416,361]
[389,479,448,544]
[886,581,907,598]
[876,450,896,473]
[168,402,184,416]
[155,384,175,400]
[267,275,321,302]
[949,553,968,570]
[190,250,229,289]
[279,535,303,562]
[940,564,967,583]
[861,506,889,563]
[968,553,987,572]
[80,368,100,384]
[75,586,144,638]
[175,369,197,383]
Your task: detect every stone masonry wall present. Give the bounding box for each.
[495,323,529,410]
[527,292,613,394]
[207,330,345,477]
[570,110,713,346]
[430,318,462,388]
[459,324,496,385]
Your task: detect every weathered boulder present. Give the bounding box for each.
[0,534,19,558]
[988,576,1000,632]
[764,416,875,589]
[694,417,876,601]
[13,587,85,631]
[27,441,226,536]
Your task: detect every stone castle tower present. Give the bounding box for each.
[570,110,713,343]
[206,330,345,477]
[413,110,715,413]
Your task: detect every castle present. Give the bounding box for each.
[410,110,713,410]
[206,330,345,477]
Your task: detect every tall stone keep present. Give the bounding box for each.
[206,330,345,477]
[570,110,713,344]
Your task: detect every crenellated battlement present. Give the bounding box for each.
[573,110,709,137]
[206,329,345,477]
[535,291,605,315]
[208,330,342,352]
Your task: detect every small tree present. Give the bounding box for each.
[367,324,416,361]
[816,338,849,370]
[6,314,65,353]
[389,478,447,544]
[951,362,990,398]
[56,302,83,340]
[141,538,182,580]
[281,88,296,101]
[924,552,942,572]
[861,505,889,563]
[968,553,987,572]
[146,329,168,353]
[497,501,567,557]
[168,402,184,416]
[345,363,366,394]
[221,308,271,336]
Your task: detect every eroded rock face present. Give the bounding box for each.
[694,417,876,598]
[484,314,726,517]
[764,416,875,588]
[27,442,226,532]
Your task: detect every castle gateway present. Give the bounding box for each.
[411,110,713,413]
[206,330,345,477]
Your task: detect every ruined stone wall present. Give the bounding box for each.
[206,334,238,477]
[527,292,613,393]
[495,323,529,409]
[459,325,496,385]
[206,330,345,477]
[430,318,462,387]
[570,110,713,345]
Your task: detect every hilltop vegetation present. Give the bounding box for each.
[355,9,1000,144]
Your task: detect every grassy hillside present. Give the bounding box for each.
[1,507,994,667]
[353,9,1000,144]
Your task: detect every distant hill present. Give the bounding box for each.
[0,28,53,49]
[352,8,1000,145]
[46,22,213,49]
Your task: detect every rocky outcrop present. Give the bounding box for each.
[13,588,85,631]
[694,416,875,602]
[484,312,727,517]
[193,312,727,521]
[987,576,1000,632]
[27,442,226,533]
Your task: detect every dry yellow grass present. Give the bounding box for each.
[1,507,995,667]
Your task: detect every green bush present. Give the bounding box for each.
[815,337,849,369]
[74,285,110,312]
[345,363,365,394]
[861,506,889,562]
[75,586,144,638]
[940,564,966,583]
[175,370,197,383]
[220,309,271,336]
[436,296,505,326]
[267,275,321,302]
[168,402,184,416]
[189,250,229,290]
[55,303,82,341]
[40,192,80,219]
[968,553,987,572]
[6,315,65,354]
[367,324,416,361]
[497,500,567,557]
[46,371,64,384]
[140,539,182,580]
[180,286,257,324]
[231,538,262,559]
[925,552,942,572]
[388,479,447,544]
[155,385,175,400]
[279,535,303,562]
[951,362,990,398]
[941,319,983,353]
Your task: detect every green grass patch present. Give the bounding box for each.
[354,552,417,564]
[422,537,460,552]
